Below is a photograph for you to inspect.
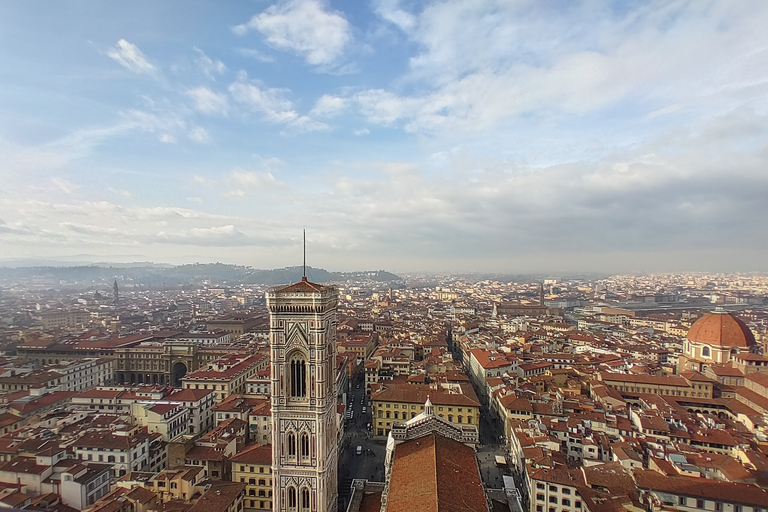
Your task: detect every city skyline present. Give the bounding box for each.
[2,1,768,273]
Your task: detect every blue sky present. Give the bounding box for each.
[2,0,768,273]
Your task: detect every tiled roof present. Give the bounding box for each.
[633,469,768,507]
[371,383,479,408]
[273,278,326,293]
[230,443,271,465]
[386,432,486,512]
[686,312,756,348]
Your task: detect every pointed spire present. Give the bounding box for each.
[302,228,306,281]
[424,395,434,416]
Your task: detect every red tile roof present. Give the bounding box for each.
[386,432,486,512]
[686,312,756,348]
[633,469,768,507]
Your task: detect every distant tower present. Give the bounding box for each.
[492,302,498,319]
[113,279,119,306]
[539,283,544,306]
[266,277,339,512]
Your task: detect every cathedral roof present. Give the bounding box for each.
[385,432,486,512]
[686,311,756,349]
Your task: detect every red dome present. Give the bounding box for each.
[686,312,756,348]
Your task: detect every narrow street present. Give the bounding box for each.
[337,373,385,511]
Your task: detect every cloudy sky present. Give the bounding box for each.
[1,0,768,273]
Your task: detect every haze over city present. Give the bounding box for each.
[2,0,768,272]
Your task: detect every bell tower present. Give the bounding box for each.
[267,277,339,512]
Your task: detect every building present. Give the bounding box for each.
[71,425,155,478]
[633,468,768,512]
[266,277,339,512]
[679,311,758,372]
[38,310,91,330]
[114,340,245,387]
[370,382,480,437]
[207,314,265,337]
[182,353,269,403]
[347,398,483,512]
[230,443,273,511]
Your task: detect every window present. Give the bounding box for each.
[549,496,558,503]
[537,494,545,502]
[301,433,310,459]
[536,483,545,490]
[679,497,687,506]
[549,486,558,492]
[562,499,571,506]
[301,488,310,510]
[696,500,704,509]
[702,346,711,358]
[288,432,296,457]
[259,479,266,486]
[288,486,296,509]
[290,357,307,398]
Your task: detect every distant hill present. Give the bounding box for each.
[0,263,401,288]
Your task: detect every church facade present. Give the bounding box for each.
[267,278,339,512]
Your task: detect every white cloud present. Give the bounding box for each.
[229,74,297,122]
[107,39,156,75]
[236,48,275,62]
[310,94,347,117]
[229,168,281,188]
[358,1,768,137]
[50,177,80,195]
[353,128,369,136]
[228,73,328,132]
[158,133,176,144]
[187,87,229,116]
[193,47,227,79]
[234,0,352,67]
[188,127,210,143]
[193,175,215,187]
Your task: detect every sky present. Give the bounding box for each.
[1,0,768,274]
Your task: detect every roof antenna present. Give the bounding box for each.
[303,228,306,281]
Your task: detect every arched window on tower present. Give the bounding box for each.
[287,432,296,457]
[290,355,307,398]
[702,346,711,358]
[287,486,297,510]
[301,487,310,511]
[300,432,310,460]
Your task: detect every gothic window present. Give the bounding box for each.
[289,355,307,398]
[287,486,297,509]
[287,432,296,457]
[300,433,310,460]
[301,487,310,511]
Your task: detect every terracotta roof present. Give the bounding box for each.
[686,312,756,348]
[371,383,479,408]
[633,469,768,507]
[229,443,271,465]
[273,277,326,294]
[386,432,486,512]
[166,388,215,402]
[188,482,246,512]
